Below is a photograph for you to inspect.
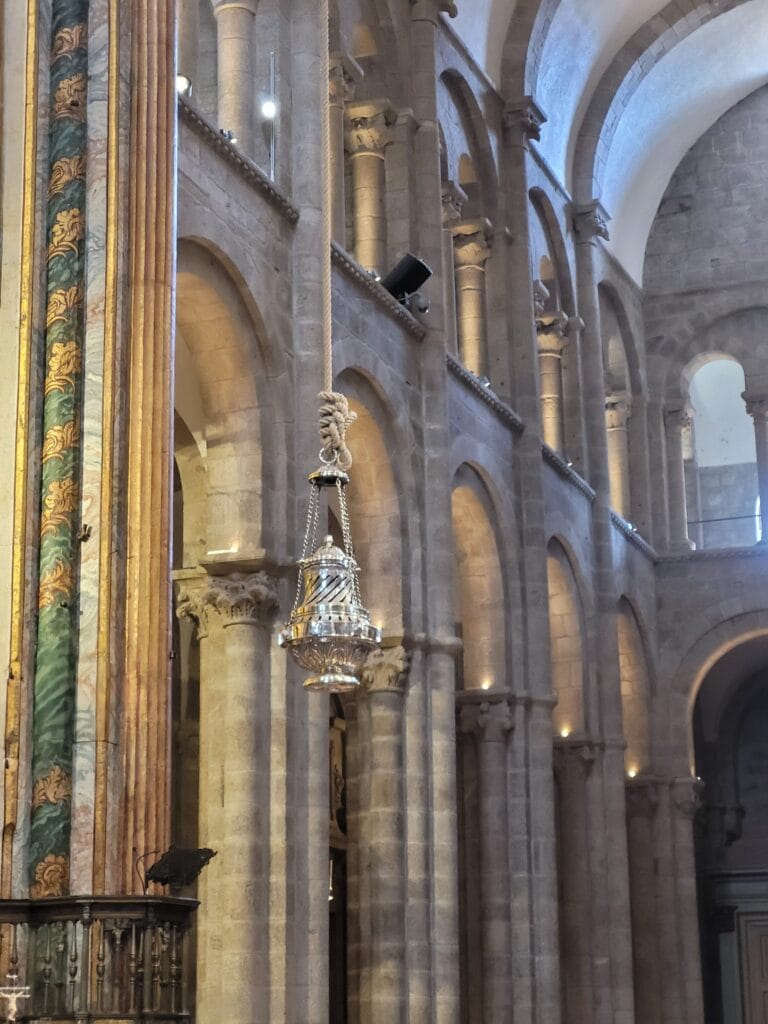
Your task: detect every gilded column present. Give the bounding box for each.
[361,645,410,1024]
[120,0,177,891]
[459,696,515,1023]
[625,778,662,1024]
[664,402,693,551]
[554,738,597,1024]
[452,222,492,378]
[29,0,89,899]
[743,394,768,541]
[536,311,570,454]
[212,0,258,157]
[605,393,632,520]
[345,100,395,273]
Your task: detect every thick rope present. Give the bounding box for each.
[318,390,356,470]
[320,0,333,394]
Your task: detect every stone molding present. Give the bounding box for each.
[503,96,547,146]
[402,632,464,657]
[331,241,425,338]
[361,644,411,695]
[571,199,610,243]
[446,354,524,432]
[345,100,396,157]
[541,444,597,502]
[452,229,492,270]
[658,543,768,564]
[610,511,658,562]
[211,0,258,13]
[411,0,458,19]
[458,698,514,743]
[178,98,299,223]
[605,392,632,428]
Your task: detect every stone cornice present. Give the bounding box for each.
[541,444,596,502]
[178,98,300,224]
[446,354,524,432]
[331,241,426,338]
[658,544,768,565]
[610,511,658,562]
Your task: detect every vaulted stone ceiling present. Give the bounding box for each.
[449,0,768,282]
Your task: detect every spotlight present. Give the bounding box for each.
[219,128,237,145]
[261,98,277,120]
[176,74,192,97]
[380,253,432,304]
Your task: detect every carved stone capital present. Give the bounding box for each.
[175,578,212,639]
[671,777,704,821]
[743,392,768,422]
[211,0,258,16]
[203,571,280,628]
[459,699,514,743]
[361,644,411,695]
[625,776,661,819]
[536,310,570,355]
[452,228,491,269]
[345,101,396,157]
[503,96,547,146]
[441,180,468,227]
[553,736,597,776]
[572,200,610,243]
[664,402,692,434]
[329,59,357,107]
[605,392,632,428]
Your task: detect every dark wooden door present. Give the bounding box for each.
[742,915,768,1023]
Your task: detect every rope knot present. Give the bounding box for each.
[318,391,357,470]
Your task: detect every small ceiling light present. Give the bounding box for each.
[261,97,277,120]
[560,727,571,738]
[176,74,192,97]
[481,679,492,691]
[627,768,638,779]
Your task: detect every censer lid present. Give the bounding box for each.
[301,534,354,568]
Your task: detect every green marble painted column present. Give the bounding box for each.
[29,0,88,898]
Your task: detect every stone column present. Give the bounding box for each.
[212,0,257,158]
[345,100,395,273]
[452,221,492,378]
[458,696,515,1023]
[178,571,279,1024]
[441,181,467,357]
[744,394,768,541]
[536,311,570,454]
[670,778,705,1022]
[554,738,597,1024]
[360,645,410,1024]
[625,779,662,1024]
[605,393,632,520]
[664,402,693,551]
[328,55,356,245]
[178,0,199,85]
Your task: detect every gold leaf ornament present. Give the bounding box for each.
[51,23,88,62]
[44,340,81,395]
[53,73,87,121]
[42,419,80,463]
[30,854,69,898]
[48,155,87,198]
[40,477,78,537]
[46,285,83,328]
[38,559,75,609]
[47,207,85,262]
[32,764,72,810]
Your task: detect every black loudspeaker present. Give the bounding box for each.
[380,253,432,302]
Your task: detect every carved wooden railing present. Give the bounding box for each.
[0,895,198,1022]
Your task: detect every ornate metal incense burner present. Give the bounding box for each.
[279,464,380,692]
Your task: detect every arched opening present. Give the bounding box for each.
[600,287,633,520]
[686,356,757,549]
[694,637,768,1022]
[451,478,506,691]
[546,540,587,738]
